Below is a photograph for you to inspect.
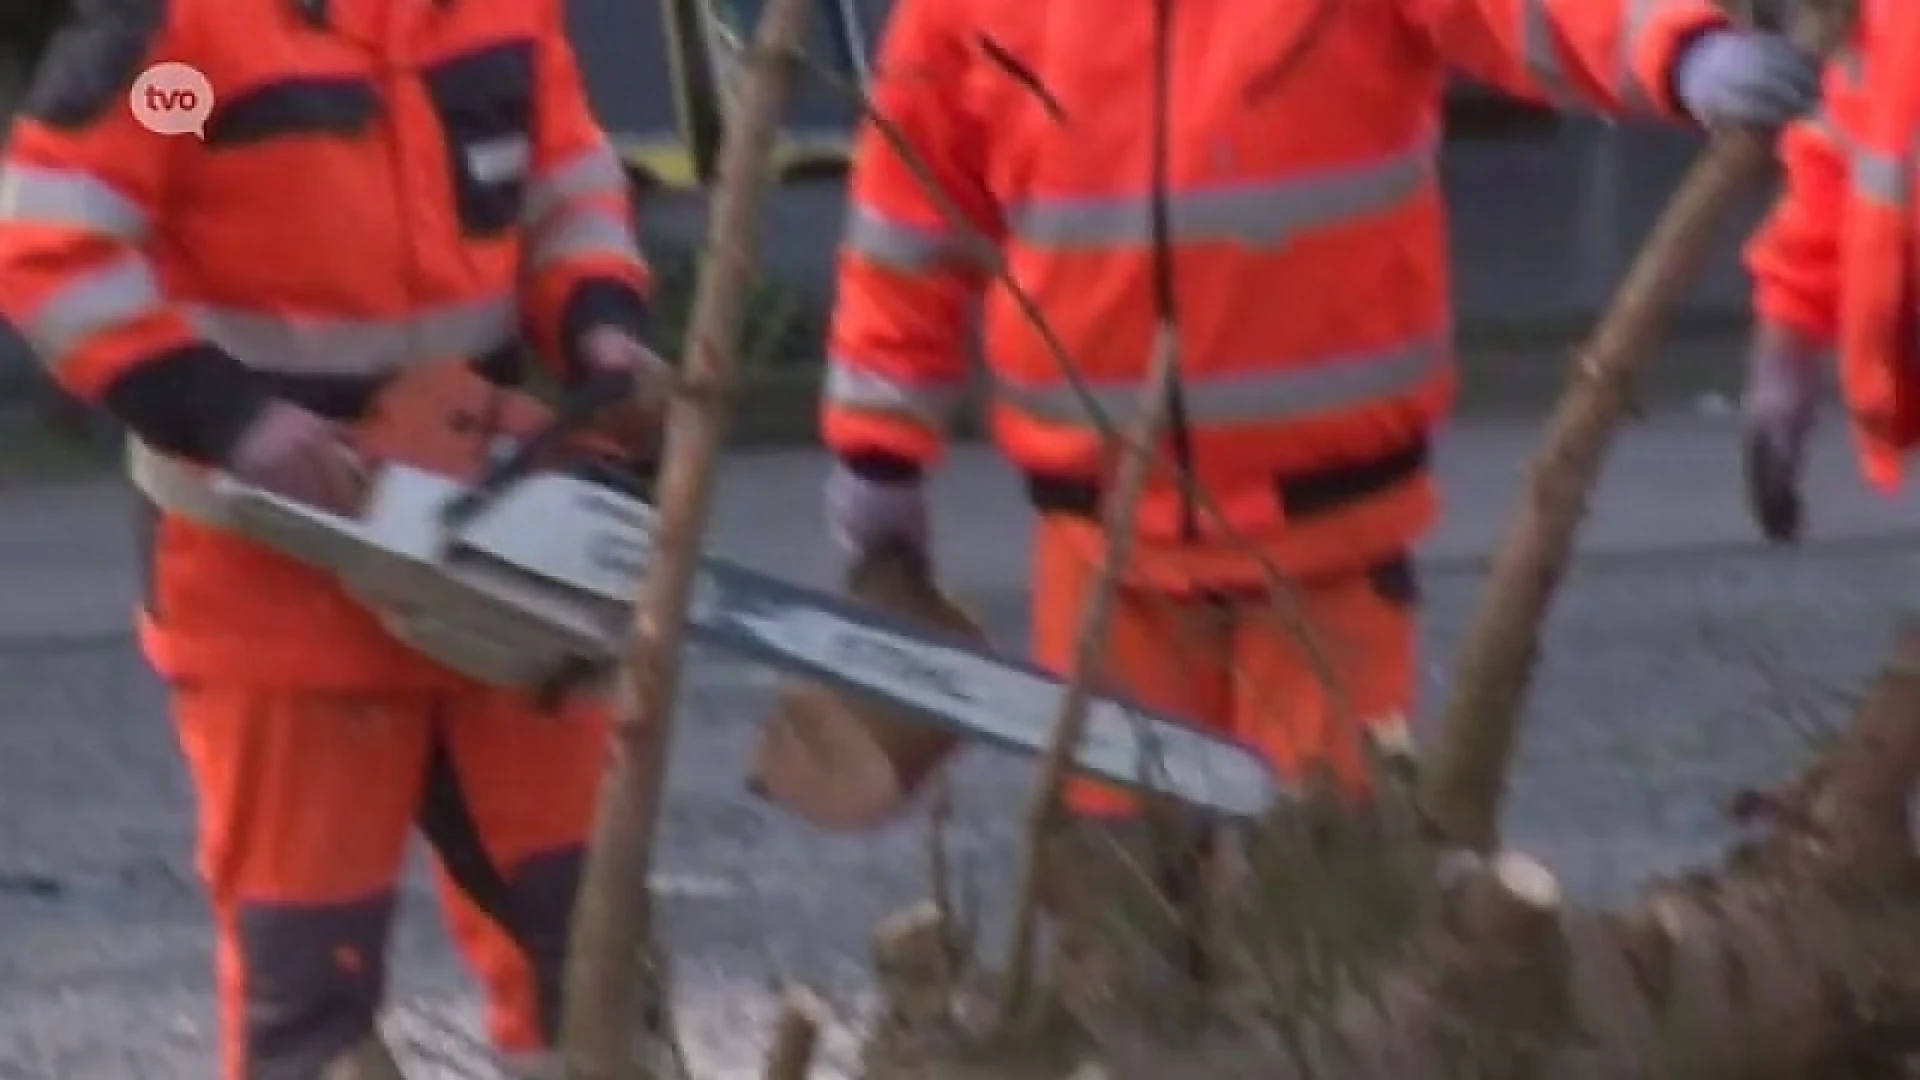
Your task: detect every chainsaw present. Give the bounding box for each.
[205,363,1284,819]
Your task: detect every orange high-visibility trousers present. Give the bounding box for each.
[1029,521,1419,816]
[168,679,609,1079]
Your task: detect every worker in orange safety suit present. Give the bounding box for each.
[821,0,1821,982]
[1741,1,1913,544]
[0,0,659,1076]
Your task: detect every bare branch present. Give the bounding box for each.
[998,325,1181,1023]
[557,0,813,1074]
[1416,0,1861,852]
[762,984,828,1080]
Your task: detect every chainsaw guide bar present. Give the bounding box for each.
[217,464,1285,817]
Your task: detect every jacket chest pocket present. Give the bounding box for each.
[421,39,536,238]
[201,77,382,148]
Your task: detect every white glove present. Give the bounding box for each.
[1671,29,1820,127]
[824,459,928,558]
[1740,322,1825,543]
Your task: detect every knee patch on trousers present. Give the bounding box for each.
[418,739,585,1041]
[493,846,587,1035]
[235,893,393,1080]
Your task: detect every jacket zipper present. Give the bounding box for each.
[1149,0,1199,541]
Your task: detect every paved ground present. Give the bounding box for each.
[1,407,1916,1078]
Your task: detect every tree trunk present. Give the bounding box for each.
[1416,0,1859,852]
[555,0,811,1075]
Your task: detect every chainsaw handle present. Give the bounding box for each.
[438,369,637,529]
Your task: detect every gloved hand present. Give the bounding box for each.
[1740,322,1825,543]
[576,324,672,461]
[1672,29,1820,127]
[825,459,928,558]
[225,399,369,514]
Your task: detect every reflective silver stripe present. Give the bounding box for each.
[842,206,980,270]
[184,293,519,377]
[1852,148,1906,206]
[1004,135,1434,250]
[25,255,168,363]
[1613,0,1663,113]
[1789,107,1906,207]
[520,144,643,272]
[0,165,149,239]
[126,438,232,527]
[524,208,642,270]
[522,143,628,226]
[993,333,1446,428]
[1520,0,1585,109]
[823,358,966,428]
[1796,109,1908,206]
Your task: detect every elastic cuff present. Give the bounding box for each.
[100,343,272,464]
[1754,318,1827,353]
[1753,304,1838,350]
[560,276,651,382]
[838,450,924,484]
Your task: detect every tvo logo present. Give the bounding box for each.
[129,62,214,138]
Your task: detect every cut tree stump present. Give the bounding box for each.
[761,984,829,1080]
[855,620,1920,1078]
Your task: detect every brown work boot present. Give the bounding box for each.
[1037,813,1217,1027]
[317,1034,407,1080]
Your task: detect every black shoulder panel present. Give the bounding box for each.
[20,0,170,130]
[0,2,73,60]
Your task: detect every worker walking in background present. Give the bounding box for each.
[0,0,659,1075]
[1742,2,1910,543]
[822,0,1818,989]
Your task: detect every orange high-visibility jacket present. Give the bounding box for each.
[0,0,650,685]
[1746,0,1918,492]
[825,0,1729,584]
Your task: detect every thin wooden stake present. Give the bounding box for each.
[1417,0,1859,853]
[557,0,811,1074]
[998,323,1180,1023]
[761,984,828,1080]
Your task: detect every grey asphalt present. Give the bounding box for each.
[1,408,1915,1078]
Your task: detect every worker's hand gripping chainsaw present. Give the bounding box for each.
[208,363,654,692]
[207,362,1286,822]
